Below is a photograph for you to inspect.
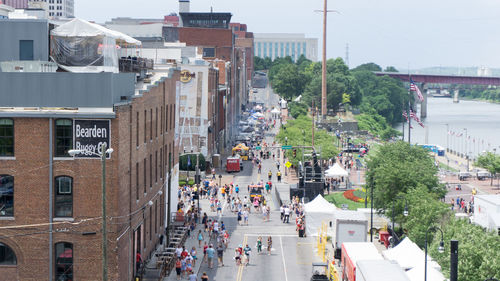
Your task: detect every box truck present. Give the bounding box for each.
[356,260,410,281]
[341,242,383,281]
[473,194,500,235]
[332,210,368,259]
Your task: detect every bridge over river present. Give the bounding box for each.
[373,72,500,117]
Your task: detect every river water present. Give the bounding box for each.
[395,97,500,158]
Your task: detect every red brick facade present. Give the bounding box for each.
[0,70,180,280]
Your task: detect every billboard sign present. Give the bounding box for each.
[73,119,111,158]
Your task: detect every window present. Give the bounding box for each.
[136,112,139,147]
[155,199,158,233]
[0,119,14,156]
[55,242,73,280]
[155,107,158,138]
[19,40,34,61]
[136,163,139,200]
[144,110,146,143]
[165,105,169,133]
[150,109,153,141]
[263,42,267,57]
[170,104,175,129]
[160,106,164,134]
[0,243,17,265]
[155,151,158,183]
[55,119,72,157]
[149,154,152,188]
[54,176,73,217]
[0,175,13,217]
[149,206,152,241]
[143,158,146,194]
[160,148,163,179]
[202,48,215,58]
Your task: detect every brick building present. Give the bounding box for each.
[0,69,180,280]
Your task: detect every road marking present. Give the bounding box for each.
[236,235,248,281]
[280,236,289,281]
[244,234,297,237]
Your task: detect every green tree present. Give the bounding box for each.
[384,66,398,72]
[475,152,500,185]
[366,141,444,211]
[352,62,382,72]
[288,101,308,118]
[272,63,306,100]
[179,153,206,171]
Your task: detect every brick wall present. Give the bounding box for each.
[0,70,180,281]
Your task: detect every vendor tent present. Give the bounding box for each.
[405,264,445,281]
[50,18,141,73]
[304,195,336,236]
[271,108,280,114]
[383,237,441,271]
[325,163,348,178]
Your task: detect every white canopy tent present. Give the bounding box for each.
[51,18,141,45]
[271,107,280,114]
[405,264,445,281]
[304,195,336,236]
[383,238,442,271]
[325,163,348,178]
[51,19,141,73]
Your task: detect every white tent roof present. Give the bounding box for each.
[51,18,141,46]
[383,237,441,271]
[405,264,445,281]
[271,108,281,114]
[325,163,348,178]
[304,195,337,213]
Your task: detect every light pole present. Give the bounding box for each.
[370,182,374,242]
[391,196,408,234]
[219,174,222,187]
[463,128,467,158]
[69,143,114,281]
[445,123,449,152]
[425,226,445,281]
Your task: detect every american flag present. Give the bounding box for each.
[410,79,424,102]
[409,110,424,128]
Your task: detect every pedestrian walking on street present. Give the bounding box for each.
[268,170,272,181]
[217,243,225,266]
[243,244,252,266]
[277,170,282,182]
[188,269,198,281]
[283,205,290,223]
[201,272,209,281]
[206,244,215,269]
[175,258,182,280]
[267,236,272,255]
[257,236,263,253]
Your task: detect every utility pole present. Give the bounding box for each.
[312,100,315,147]
[321,0,327,119]
[100,143,108,281]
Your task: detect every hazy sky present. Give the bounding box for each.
[76,0,500,69]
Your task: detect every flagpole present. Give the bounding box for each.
[408,73,411,144]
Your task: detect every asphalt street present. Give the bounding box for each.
[195,85,315,281]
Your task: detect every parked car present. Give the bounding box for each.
[476,171,491,180]
[458,172,472,181]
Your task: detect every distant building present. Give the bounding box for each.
[27,0,73,18]
[477,66,492,77]
[0,2,14,18]
[3,0,28,9]
[254,33,318,62]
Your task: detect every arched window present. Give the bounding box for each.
[54,242,73,280]
[0,175,13,217]
[54,176,72,217]
[0,243,17,265]
[0,119,14,157]
[55,119,73,157]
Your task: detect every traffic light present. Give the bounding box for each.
[293,149,297,158]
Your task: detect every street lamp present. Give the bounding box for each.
[425,226,445,281]
[68,143,113,281]
[370,183,374,242]
[218,174,222,187]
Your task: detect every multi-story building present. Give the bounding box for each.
[27,0,73,18]
[230,22,254,107]
[2,0,28,9]
[254,33,318,62]
[0,18,179,281]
